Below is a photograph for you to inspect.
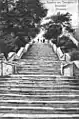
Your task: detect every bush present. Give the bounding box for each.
[57,36,69,47]
[70,50,79,61]
[56,36,77,53]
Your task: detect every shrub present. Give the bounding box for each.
[56,36,77,53]
[70,50,79,61]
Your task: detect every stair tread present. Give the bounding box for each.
[0,94,79,97]
[0,100,79,103]
[0,113,79,118]
[0,85,78,88]
[1,106,79,110]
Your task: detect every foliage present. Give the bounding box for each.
[70,50,79,61]
[0,0,47,56]
[56,36,77,53]
[43,24,62,40]
[57,36,77,47]
[43,12,74,41]
[0,34,18,57]
[48,12,72,24]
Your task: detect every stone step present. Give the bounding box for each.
[24,56,58,60]
[16,67,61,70]
[16,63,62,67]
[0,113,79,118]
[0,106,79,111]
[0,86,78,91]
[16,70,61,74]
[16,65,61,69]
[16,71,61,74]
[0,80,75,86]
[0,80,74,85]
[10,75,74,80]
[0,96,79,101]
[18,60,58,62]
[0,85,77,90]
[0,81,76,87]
[0,81,73,86]
[0,100,79,107]
[25,54,57,57]
[0,99,79,103]
[22,57,58,60]
[24,54,57,57]
[0,82,70,87]
[17,65,61,69]
[0,107,79,114]
[17,70,61,75]
[0,94,79,101]
[0,88,79,95]
[17,63,60,66]
[16,63,61,67]
[0,89,79,97]
[20,59,60,67]
[16,61,62,66]
[0,114,78,118]
[23,57,58,61]
[22,54,58,57]
[0,94,79,97]
[0,76,74,81]
[0,83,78,88]
[0,100,79,108]
[0,88,79,93]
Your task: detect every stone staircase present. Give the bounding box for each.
[17,43,62,75]
[0,43,79,118]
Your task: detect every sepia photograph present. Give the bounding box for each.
[0,0,79,118]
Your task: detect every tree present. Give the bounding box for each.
[47,12,72,30]
[0,0,18,57]
[43,24,62,40]
[0,0,47,56]
[43,12,74,42]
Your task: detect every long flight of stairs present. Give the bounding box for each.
[0,43,79,118]
[16,43,62,75]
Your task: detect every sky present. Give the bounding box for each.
[41,0,78,28]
